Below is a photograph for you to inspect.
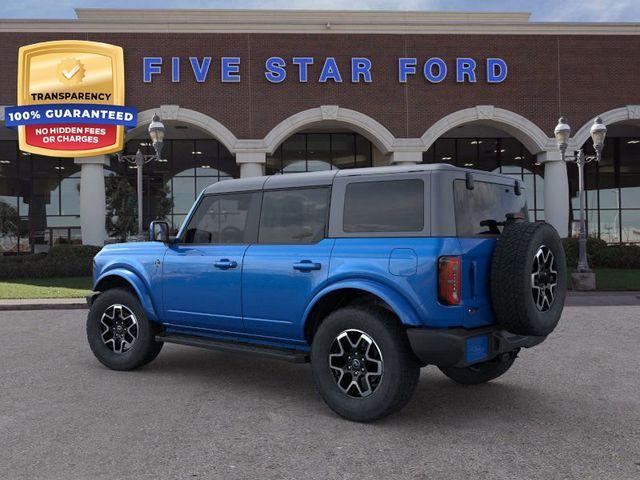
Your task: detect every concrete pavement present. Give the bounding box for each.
[0,306,639,479]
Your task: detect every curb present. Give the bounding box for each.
[0,299,87,311]
[565,291,640,307]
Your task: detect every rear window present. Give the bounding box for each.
[454,179,528,236]
[343,179,424,233]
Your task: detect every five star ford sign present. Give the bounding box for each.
[4,40,137,157]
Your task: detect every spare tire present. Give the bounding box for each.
[490,221,566,336]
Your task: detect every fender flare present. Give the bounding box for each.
[93,268,159,321]
[301,279,422,338]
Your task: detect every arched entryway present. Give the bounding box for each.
[260,106,395,175]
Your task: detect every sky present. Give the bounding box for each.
[0,0,639,22]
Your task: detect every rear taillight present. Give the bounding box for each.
[438,256,461,305]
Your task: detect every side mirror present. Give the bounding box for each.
[149,220,169,243]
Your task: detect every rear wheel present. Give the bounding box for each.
[87,288,163,371]
[439,352,516,385]
[311,306,420,422]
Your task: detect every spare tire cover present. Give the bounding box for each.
[490,221,567,336]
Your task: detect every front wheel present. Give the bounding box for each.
[438,353,516,385]
[311,306,420,422]
[87,288,163,371]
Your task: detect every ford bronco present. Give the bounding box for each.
[87,164,566,422]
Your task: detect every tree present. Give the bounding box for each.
[152,180,173,224]
[105,176,137,242]
[105,176,174,242]
[0,201,20,252]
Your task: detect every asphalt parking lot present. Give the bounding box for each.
[1,306,639,480]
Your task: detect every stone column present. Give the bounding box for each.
[74,155,109,246]
[390,151,422,165]
[537,151,569,238]
[236,152,266,178]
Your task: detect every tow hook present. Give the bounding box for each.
[499,349,520,362]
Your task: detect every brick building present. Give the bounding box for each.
[0,9,639,250]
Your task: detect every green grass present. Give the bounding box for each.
[0,276,92,299]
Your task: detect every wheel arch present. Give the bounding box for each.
[93,269,159,321]
[302,280,421,344]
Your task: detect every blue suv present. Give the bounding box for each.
[87,164,566,422]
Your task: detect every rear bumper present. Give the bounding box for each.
[406,326,546,368]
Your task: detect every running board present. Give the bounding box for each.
[156,333,310,363]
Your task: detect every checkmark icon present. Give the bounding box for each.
[62,64,80,79]
[57,59,85,85]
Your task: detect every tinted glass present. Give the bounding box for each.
[454,180,529,236]
[343,179,424,233]
[183,192,260,244]
[456,138,478,168]
[259,188,330,244]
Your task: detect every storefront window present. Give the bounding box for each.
[498,138,523,174]
[282,134,307,173]
[0,150,84,252]
[266,132,373,174]
[456,138,478,168]
[307,134,331,172]
[0,141,18,178]
[171,140,196,177]
[478,138,499,172]
[567,136,640,244]
[434,138,455,164]
[117,138,239,235]
[620,138,640,209]
[355,135,372,168]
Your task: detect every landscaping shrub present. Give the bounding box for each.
[562,237,640,269]
[47,244,102,259]
[562,237,607,268]
[0,245,102,279]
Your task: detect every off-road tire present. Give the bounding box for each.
[491,221,567,336]
[87,288,163,371]
[439,353,516,385]
[311,305,420,422]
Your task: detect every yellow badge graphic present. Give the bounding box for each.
[56,58,86,85]
[6,40,136,158]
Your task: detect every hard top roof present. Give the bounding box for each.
[202,163,516,195]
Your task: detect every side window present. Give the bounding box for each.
[259,188,330,244]
[343,179,424,232]
[454,180,529,236]
[183,192,261,244]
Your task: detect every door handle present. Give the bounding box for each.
[214,259,238,270]
[293,260,321,272]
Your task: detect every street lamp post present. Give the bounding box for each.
[117,114,166,238]
[554,116,607,276]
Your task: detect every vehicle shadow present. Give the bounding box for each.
[127,344,595,429]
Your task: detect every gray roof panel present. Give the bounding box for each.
[202,163,519,194]
[263,170,338,189]
[203,176,268,194]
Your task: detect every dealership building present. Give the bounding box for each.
[0,8,639,251]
